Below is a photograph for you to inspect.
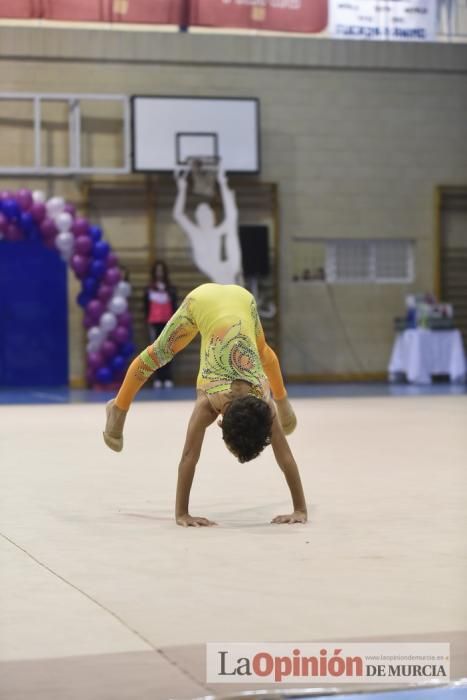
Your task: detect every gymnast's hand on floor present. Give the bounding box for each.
[271,510,307,525]
[176,514,217,528]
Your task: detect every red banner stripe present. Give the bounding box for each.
[189,0,328,34]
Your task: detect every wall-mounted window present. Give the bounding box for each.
[292,239,414,284]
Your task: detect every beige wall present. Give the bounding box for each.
[1,26,467,380]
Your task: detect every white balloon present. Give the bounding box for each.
[86,341,101,353]
[100,312,117,332]
[108,296,128,315]
[56,211,73,233]
[88,326,104,344]
[115,280,131,299]
[32,190,46,204]
[55,231,74,253]
[46,196,65,217]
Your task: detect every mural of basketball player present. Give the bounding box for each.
[173,166,243,285]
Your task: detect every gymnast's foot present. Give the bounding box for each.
[103,399,127,452]
[275,396,297,436]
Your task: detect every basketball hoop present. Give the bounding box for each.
[186,156,220,199]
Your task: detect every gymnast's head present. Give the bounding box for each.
[195,203,215,229]
[221,395,273,463]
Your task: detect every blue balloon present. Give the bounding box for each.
[110,355,126,373]
[77,291,91,308]
[83,277,98,296]
[89,225,102,242]
[2,198,21,221]
[92,240,110,260]
[90,259,106,278]
[120,342,135,358]
[96,366,113,384]
[28,225,41,242]
[20,212,35,234]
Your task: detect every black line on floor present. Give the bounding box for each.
[0,530,213,696]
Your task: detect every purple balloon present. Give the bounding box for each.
[117,310,132,328]
[101,339,117,358]
[15,189,33,211]
[5,222,23,241]
[5,223,24,241]
[107,252,119,268]
[71,218,89,238]
[0,212,7,233]
[64,203,76,217]
[40,218,58,239]
[110,325,129,345]
[87,299,104,320]
[104,267,122,286]
[74,235,92,255]
[83,315,94,330]
[42,237,56,250]
[71,254,89,278]
[87,351,104,370]
[0,190,13,201]
[97,284,114,304]
[30,202,46,224]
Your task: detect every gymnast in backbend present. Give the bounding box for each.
[103,283,307,528]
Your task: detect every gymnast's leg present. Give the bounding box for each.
[103,298,198,451]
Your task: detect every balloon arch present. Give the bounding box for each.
[0,188,135,388]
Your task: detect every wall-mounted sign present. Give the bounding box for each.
[329,0,436,41]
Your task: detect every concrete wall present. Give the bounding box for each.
[1,26,467,380]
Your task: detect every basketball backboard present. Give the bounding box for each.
[131,96,260,173]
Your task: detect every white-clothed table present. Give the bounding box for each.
[388,328,466,384]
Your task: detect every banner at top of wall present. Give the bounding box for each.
[189,0,328,34]
[328,0,436,42]
[0,0,186,24]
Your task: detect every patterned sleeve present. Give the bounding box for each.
[137,297,198,379]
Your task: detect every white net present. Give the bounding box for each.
[187,156,220,198]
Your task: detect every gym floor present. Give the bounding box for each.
[1,385,466,699]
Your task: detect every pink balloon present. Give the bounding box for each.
[64,203,76,217]
[87,351,104,370]
[15,189,33,211]
[71,218,89,238]
[74,235,92,255]
[0,212,8,233]
[0,190,13,200]
[104,267,122,286]
[30,202,46,223]
[101,339,117,358]
[71,254,89,278]
[5,222,23,241]
[107,252,119,268]
[40,218,58,239]
[87,299,104,320]
[97,284,113,303]
[110,325,129,345]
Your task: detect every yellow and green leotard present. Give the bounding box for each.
[115,284,286,411]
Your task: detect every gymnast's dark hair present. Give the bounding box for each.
[222,395,273,463]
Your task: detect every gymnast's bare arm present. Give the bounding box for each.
[175,392,218,527]
[269,403,308,524]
